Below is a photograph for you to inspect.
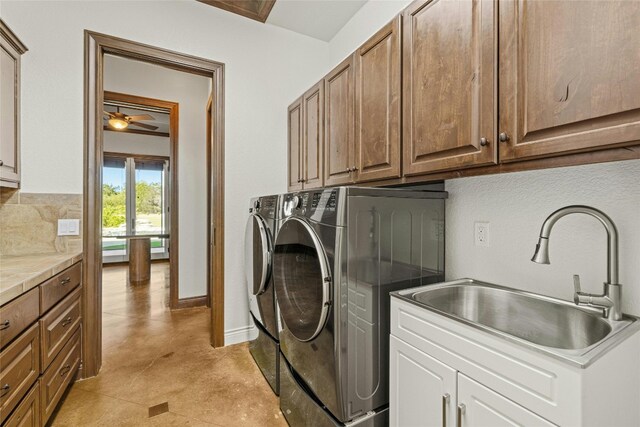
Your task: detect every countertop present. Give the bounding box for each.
[0,251,83,306]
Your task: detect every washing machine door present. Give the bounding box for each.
[245,213,272,297]
[274,216,331,342]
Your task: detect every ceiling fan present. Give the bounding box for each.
[103,107,158,131]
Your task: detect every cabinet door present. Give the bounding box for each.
[302,81,324,189]
[499,1,640,161]
[324,55,355,187]
[287,97,303,191]
[403,0,496,175]
[457,373,556,427]
[354,15,401,183]
[390,336,457,427]
[0,35,20,187]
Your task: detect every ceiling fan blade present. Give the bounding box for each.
[126,114,155,121]
[103,111,116,118]
[129,121,159,131]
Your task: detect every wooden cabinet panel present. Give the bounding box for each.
[39,262,81,315]
[287,98,303,191]
[324,55,355,186]
[0,21,26,188]
[40,327,80,424]
[354,15,402,183]
[3,381,39,427]
[457,373,556,427]
[0,324,39,424]
[0,288,39,350]
[302,81,324,189]
[389,335,457,427]
[39,287,81,371]
[403,0,496,175]
[499,1,640,161]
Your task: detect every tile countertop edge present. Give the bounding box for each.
[0,251,83,306]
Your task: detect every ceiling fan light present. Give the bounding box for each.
[108,117,128,130]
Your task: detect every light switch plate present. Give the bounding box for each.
[58,219,80,236]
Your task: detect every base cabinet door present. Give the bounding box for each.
[3,382,40,427]
[402,0,497,175]
[499,0,640,161]
[390,335,457,427]
[457,373,556,427]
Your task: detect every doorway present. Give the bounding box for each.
[84,32,225,378]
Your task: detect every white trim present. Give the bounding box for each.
[224,324,257,346]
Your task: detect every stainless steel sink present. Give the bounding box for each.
[393,279,639,367]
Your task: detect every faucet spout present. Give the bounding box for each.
[531,205,622,321]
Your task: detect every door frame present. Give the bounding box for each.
[84,31,225,378]
[102,91,177,273]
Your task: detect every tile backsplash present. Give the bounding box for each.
[0,189,82,256]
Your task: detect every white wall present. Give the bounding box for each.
[2,0,329,342]
[104,132,170,157]
[104,55,208,299]
[328,0,411,65]
[445,160,640,316]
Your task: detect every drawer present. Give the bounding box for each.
[40,286,81,371]
[40,326,80,424]
[40,262,81,315]
[3,381,40,427]
[0,323,40,425]
[0,288,39,350]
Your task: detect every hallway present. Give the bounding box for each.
[50,263,285,426]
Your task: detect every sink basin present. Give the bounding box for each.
[412,285,611,350]
[393,279,639,367]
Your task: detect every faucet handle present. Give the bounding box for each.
[573,274,582,294]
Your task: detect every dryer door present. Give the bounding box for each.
[274,217,331,342]
[245,213,272,297]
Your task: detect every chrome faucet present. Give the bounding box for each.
[531,205,623,321]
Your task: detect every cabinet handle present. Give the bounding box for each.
[0,383,9,397]
[59,277,71,285]
[62,316,73,327]
[59,365,71,377]
[351,166,358,172]
[345,168,352,173]
[442,393,450,427]
[479,137,488,147]
[456,403,466,427]
[499,132,510,143]
[0,320,10,330]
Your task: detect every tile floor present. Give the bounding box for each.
[50,262,286,426]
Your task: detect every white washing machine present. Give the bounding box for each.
[245,194,282,394]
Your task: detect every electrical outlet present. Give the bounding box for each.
[474,222,490,247]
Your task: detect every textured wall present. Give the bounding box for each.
[445,160,640,315]
[0,190,82,256]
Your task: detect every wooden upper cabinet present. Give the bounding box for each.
[324,55,356,187]
[302,81,324,189]
[287,97,303,191]
[499,1,640,161]
[403,0,496,176]
[354,15,402,183]
[0,20,27,188]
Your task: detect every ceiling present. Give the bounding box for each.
[266,0,367,42]
[103,104,170,136]
[197,0,368,42]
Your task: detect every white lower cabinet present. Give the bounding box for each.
[390,335,555,427]
[457,374,555,427]
[390,335,457,427]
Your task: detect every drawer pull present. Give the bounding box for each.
[0,383,10,397]
[0,320,10,330]
[59,277,72,285]
[59,365,71,377]
[61,316,73,327]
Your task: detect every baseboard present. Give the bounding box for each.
[225,324,257,346]
[175,295,209,309]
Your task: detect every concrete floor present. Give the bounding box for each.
[50,262,286,426]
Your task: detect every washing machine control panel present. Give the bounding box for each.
[283,190,339,224]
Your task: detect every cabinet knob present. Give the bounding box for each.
[351,166,358,172]
[0,160,3,166]
[499,132,510,143]
[0,384,10,398]
[346,168,352,173]
[480,137,489,147]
